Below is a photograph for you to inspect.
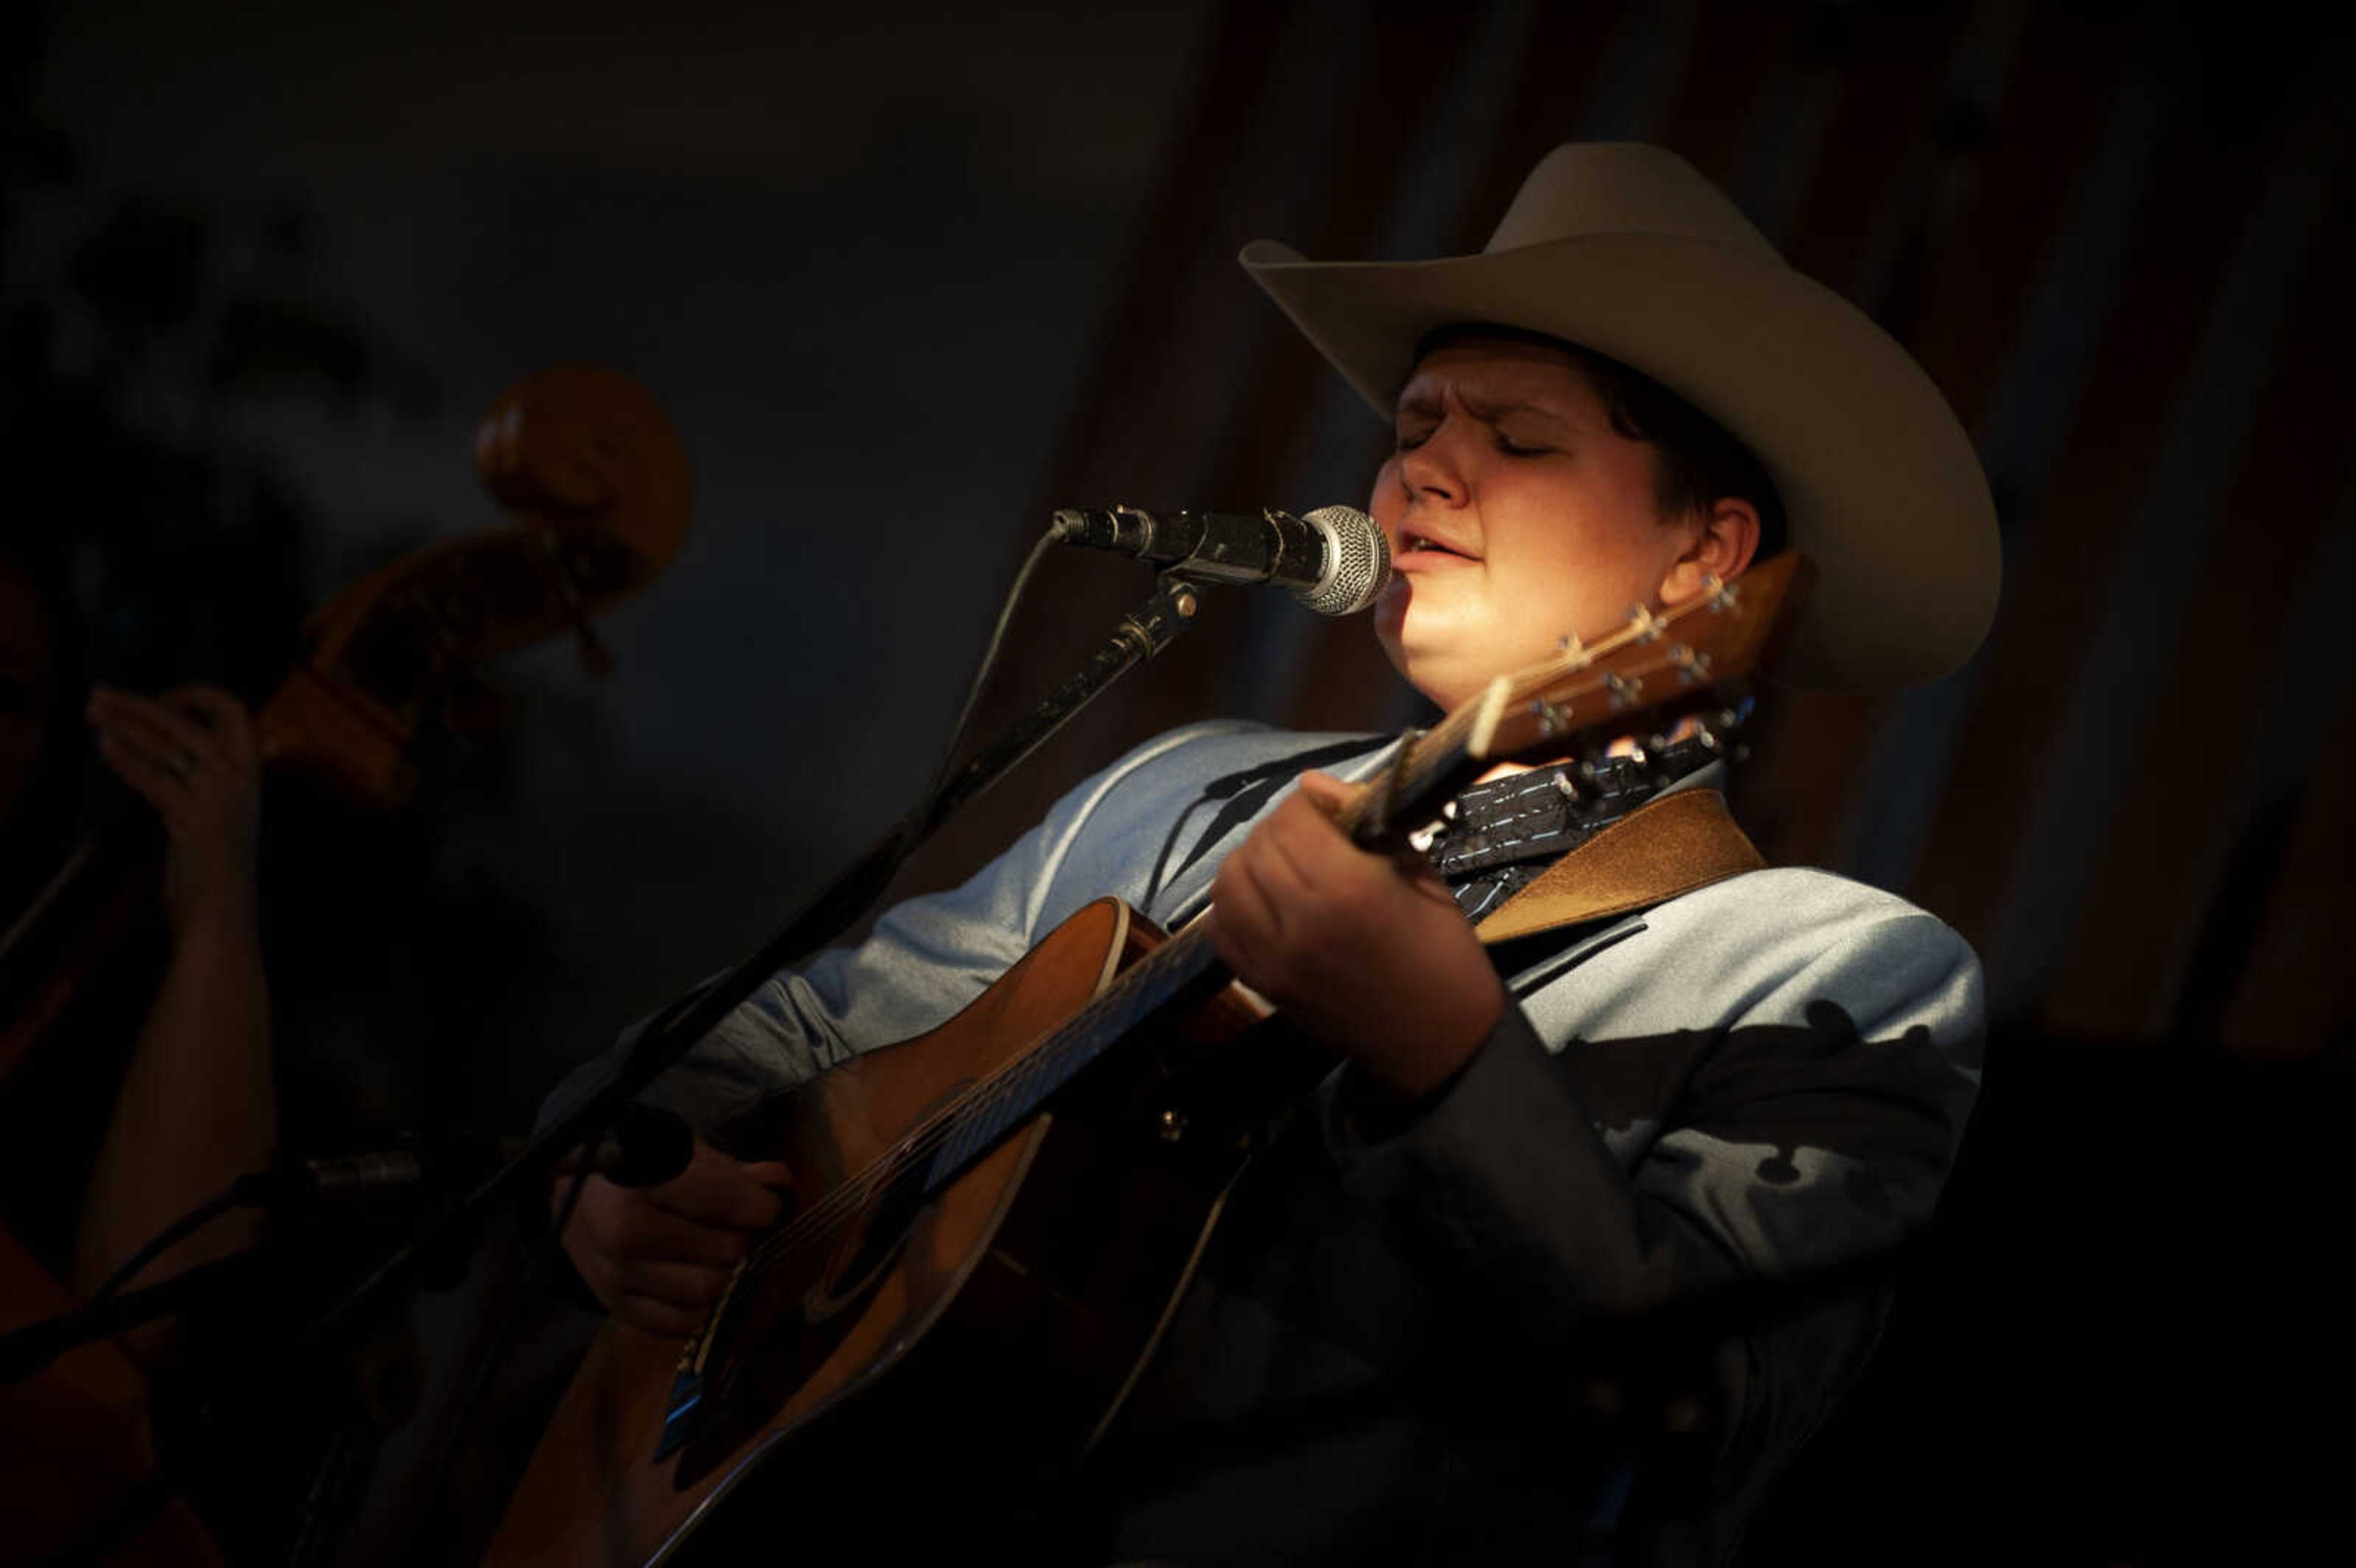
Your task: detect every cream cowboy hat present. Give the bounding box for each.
[1240,142,2000,693]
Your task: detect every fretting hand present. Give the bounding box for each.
[1206,770,1504,1101]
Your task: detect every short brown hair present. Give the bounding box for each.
[1417,324,1788,559]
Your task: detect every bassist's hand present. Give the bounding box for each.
[555,1135,791,1335]
[87,683,262,939]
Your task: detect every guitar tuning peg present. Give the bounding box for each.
[1530,697,1574,738]
[1626,605,1663,641]
[1706,575,1740,612]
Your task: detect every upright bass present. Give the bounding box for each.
[0,364,691,1567]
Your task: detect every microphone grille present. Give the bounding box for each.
[1298,505,1390,617]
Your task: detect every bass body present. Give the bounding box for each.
[485,897,1296,1567]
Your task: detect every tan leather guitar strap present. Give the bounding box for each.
[1472,787,1765,947]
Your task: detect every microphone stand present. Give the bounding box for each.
[295,571,1204,1359]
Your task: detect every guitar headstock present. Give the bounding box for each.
[1464,552,1807,763]
[1336,553,1809,842]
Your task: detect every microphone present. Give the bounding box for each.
[1049,504,1390,617]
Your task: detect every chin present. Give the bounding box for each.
[1395,656,1474,713]
[1378,631,1465,714]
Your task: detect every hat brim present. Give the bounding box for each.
[1242,234,2000,693]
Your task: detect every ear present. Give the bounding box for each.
[1658,496,1761,607]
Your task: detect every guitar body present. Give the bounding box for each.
[485,898,1277,1568]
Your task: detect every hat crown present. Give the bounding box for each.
[1486,144,1777,261]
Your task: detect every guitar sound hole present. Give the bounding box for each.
[677,1160,936,1485]
[808,1158,930,1320]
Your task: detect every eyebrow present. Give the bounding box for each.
[1392,390,1564,423]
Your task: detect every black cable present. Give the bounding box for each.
[88,1174,269,1304]
[926,525,1063,803]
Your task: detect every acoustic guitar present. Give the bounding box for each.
[485,555,1803,1567]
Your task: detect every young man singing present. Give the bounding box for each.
[543,144,1999,1565]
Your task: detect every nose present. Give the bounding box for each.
[1398,415,1471,508]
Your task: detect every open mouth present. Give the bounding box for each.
[1399,529,1477,561]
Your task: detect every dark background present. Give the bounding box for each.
[4,1,2350,1563]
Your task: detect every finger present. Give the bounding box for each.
[1245,823,1371,994]
[613,1294,714,1337]
[1207,852,1283,973]
[1293,770,1359,817]
[592,1195,755,1268]
[93,729,193,818]
[89,691,218,777]
[1396,851,1459,907]
[1260,793,1358,899]
[609,1258,737,1311]
[1247,828,1323,924]
[645,1140,790,1231]
[1202,902,1253,983]
[163,686,260,770]
[740,1161,795,1193]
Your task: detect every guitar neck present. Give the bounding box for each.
[923,919,1228,1188]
